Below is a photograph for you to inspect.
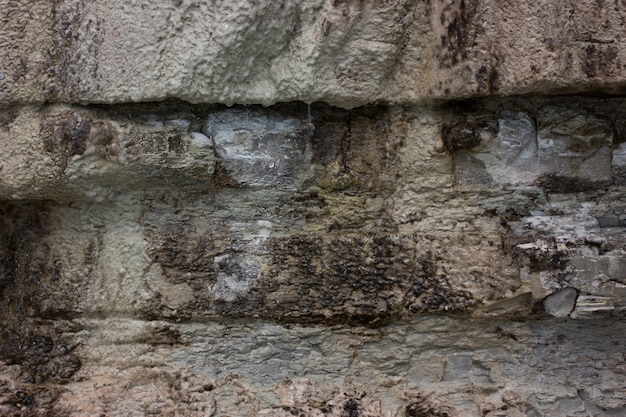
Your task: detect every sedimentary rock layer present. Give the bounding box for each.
[2,0,626,107]
[1,98,624,325]
[1,316,625,416]
[1,98,624,416]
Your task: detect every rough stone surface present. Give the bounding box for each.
[2,1,626,416]
[1,99,624,325]
[543,288,578,318]
[1,317,625,417]
[0,97,624,414]
[3,1,626,108]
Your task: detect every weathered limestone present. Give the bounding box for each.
[1,1,626,416]
[0,98,624,325]
[543,287,577,318]
[3,1,626,108]
[1,97,625,416]
[2,317,625,416]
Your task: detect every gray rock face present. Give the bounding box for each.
[451,106,614,190]
[614,142,626,186]
[544,288,578,318]
[536,110,614,191]
[0,103,624,417]
[205,109,311,187]
[2,316,624,416]
[599,251,626,283]
[0,98,625,325]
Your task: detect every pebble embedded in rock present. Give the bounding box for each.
[544,288,578,317]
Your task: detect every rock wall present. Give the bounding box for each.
[0,1,625,416]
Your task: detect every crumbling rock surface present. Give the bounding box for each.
[0,98,624,415]
[2,98,624,325]
[1,1,626,416]
[2,317,625,416]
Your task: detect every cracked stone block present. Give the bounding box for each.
[568,250,626,298]
[536,110,613,191]
[454,150,495,186]
[596,215,626,228]
[543,288,577,317]
[204,109,311,187]
[471,111,538,184]
[614,142,626,186]
[598,251,626,283]
[442,354,472,382]
[211,220,273,302]
[574,294,617,317]
[453,109,614,191]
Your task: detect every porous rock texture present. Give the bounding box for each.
[3,0,626,107]
[0,1,625,416]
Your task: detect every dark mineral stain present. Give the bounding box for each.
[343,398,360,417]
[438,0,479,68]
[13,390,35,410]
[585,45,598,77]
[40,111,92,174]
[0,324,82,414]
[48,1,103,100]
[168,134,186,154]
[406,393,453,417]
[0,202,50,316]
[475,62,501,93]
[0,201,82,413]
[0,108,18,130]
[528,250,568,273]
[443,124,481,151]
[536,173,610,193]
[584,44,620,78]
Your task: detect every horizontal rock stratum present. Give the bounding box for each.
[1,99,625,324]
[1,1,626,416]
[2,0,626,108]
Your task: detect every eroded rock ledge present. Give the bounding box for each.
[3,0,626,108]
[2,316,625,416]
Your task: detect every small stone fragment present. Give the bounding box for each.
[501,390,522,407]
[543,288,578,317]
